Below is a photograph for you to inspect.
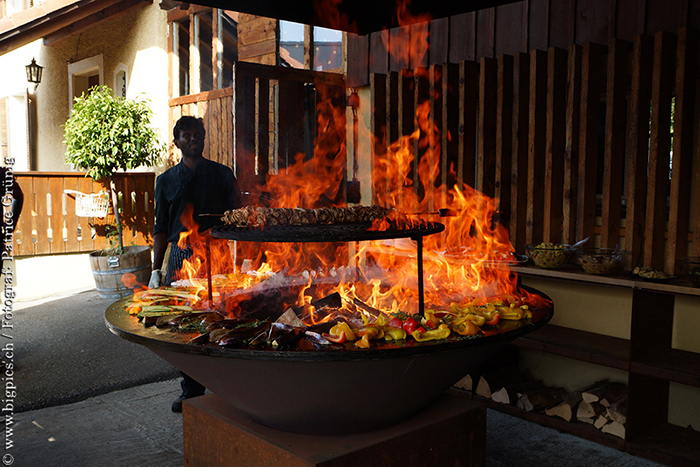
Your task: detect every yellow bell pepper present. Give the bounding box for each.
[384,327,407,341]
[354,325,384,348]
[329,322,356,341]
[452,319,480,335]
[412,323,451,342]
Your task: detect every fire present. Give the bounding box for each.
[125,0,549,322]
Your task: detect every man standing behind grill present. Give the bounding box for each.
[149,115,241,412]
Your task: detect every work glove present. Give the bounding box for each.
[148,270,161,289]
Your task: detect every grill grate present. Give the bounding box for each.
[210,222,445,243]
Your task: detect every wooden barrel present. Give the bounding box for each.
[89,245,151,298]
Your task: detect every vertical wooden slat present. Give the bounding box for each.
[117,175,134,246]
[62,177,80,252]
[494,2,528,56]
[450,13,476,63]
[495,54,513,229]
[47,177,62,253]
[390,27,410,72]
[476,8,496,59]
[400,69,416,204]
[550,0,577,49]
[413,68,430,201]
[600,39,631,249]
[234,65,257,192]
[346,33,369,88]
[477,57,497,198]
[277,79,305,168]
[459,60,479,189]
[667,28,697,272]
[645,31,677,269]
[91,177,107,251]
[526,49,548,245]
[75,176,91,252]
[136,174,149,245]
[576,0,614,45]
[386,72,399,147]
[208,98,220,164]
[34,177,49,255]
[429,18,449,65]
[615,0,647,41]
[646,0,689,35]
[369,30,389,75]
[692,47,700,257]
[257,77,270,177]
[370,73,387,205]
[410,22,430,70]
[381,72,398,203]
[544,47,568,243]
[429,64,443,209]
[576,42,604,244]
[225,94,233,168]
[625,34,654,269]
[442,63,461,194]
[510,52,530,252]
[563,44,582,244]
[212,9,220,90]
[529,0,550,51]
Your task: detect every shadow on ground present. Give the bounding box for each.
[14,290,179,412]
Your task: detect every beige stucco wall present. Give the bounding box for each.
[13,3,170,172]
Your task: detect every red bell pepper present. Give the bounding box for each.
[484,313,501,326]
[387,317,403,328]
[403,317,420,333]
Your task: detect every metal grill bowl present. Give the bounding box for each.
[105,286,552,434]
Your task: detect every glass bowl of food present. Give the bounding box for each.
[679,257,700,287]
[576,248,630,275]
[526,243,574,269]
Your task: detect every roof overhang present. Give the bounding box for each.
[0,0,152,54]
[171,0,521,35]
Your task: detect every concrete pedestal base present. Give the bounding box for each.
[183,393,486,467]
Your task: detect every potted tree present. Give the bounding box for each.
[64,85,164,297]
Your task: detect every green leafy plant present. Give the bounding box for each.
[64,85,164,253]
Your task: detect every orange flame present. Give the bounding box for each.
[128,0,548,320]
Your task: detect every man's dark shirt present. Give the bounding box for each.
[154,158,240,243]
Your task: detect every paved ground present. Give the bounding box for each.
[0,254,668,466]
[14,290,179,412]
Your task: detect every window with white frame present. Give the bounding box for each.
[68,55,103,110]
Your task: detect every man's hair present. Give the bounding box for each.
[173,116,206,140]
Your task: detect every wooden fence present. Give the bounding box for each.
[13,172,155,257]
[371,27,700,275]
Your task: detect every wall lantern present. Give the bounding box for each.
[26,57,43,90]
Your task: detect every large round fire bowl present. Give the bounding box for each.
[105,291,552,434]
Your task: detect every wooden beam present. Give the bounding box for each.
[562,44,581,245]
[543,47,567,244]
[526,49,547,244]
[645,31,676,269]
[576,42,604,244]
[600,39,631,249]
[625,34,653,270]
[509,52,529,252]
[667,28,698,273]
[0,0,127,54]
[43,0,151,46]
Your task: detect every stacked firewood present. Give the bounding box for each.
[455,369,628,439]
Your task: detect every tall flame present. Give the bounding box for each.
[127,0,547,317]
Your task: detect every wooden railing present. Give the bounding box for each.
[371,27,700,275]
[14,172,155,257]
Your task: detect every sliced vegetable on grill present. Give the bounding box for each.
[412,324,451,342]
